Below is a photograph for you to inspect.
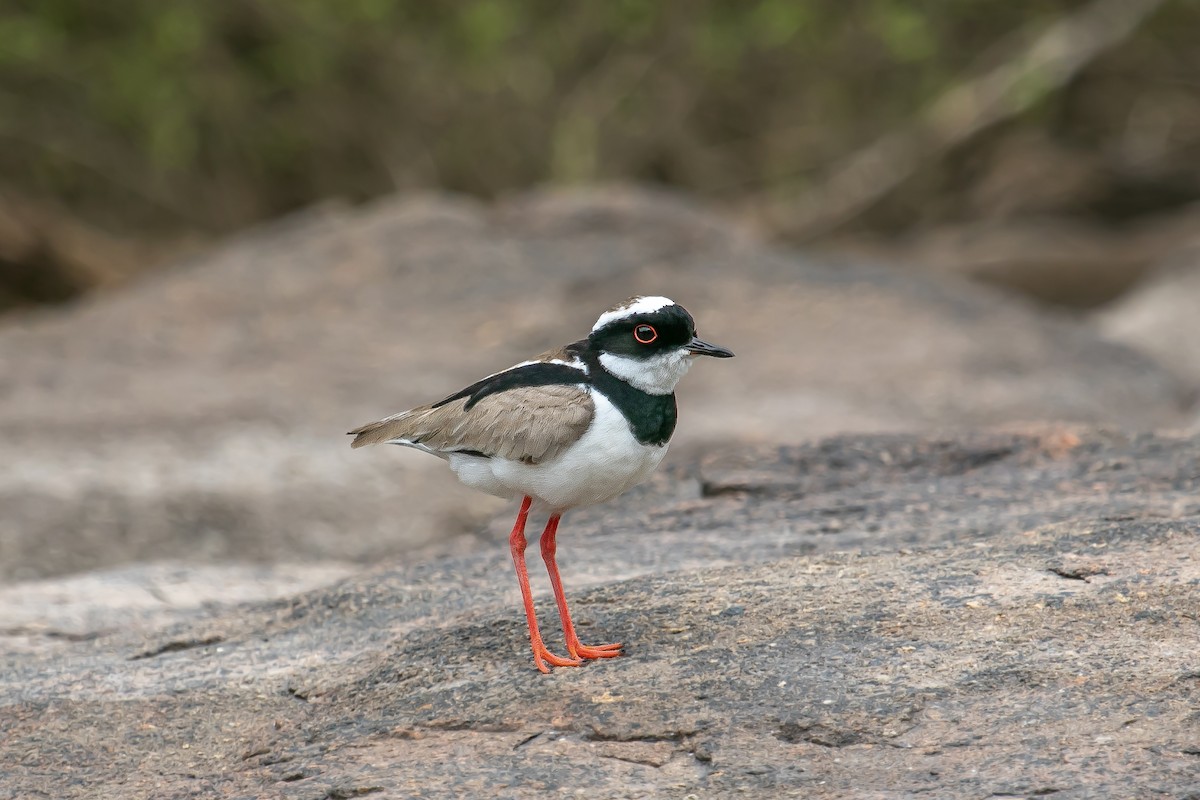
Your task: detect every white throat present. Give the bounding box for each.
[599,349,693,395]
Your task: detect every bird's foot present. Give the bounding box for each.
[567,639,623,660]
[531,642,583,673]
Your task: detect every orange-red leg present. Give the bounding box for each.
[509,496,581,672]
[540,513,623,661]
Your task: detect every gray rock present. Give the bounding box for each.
[1096,240,1200,394]
[0,188,1193,582]
[2,431,1198,798]
[0,560,357,656]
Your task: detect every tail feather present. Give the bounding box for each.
[348,416,407,449]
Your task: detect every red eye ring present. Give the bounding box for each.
[633,324,658,344]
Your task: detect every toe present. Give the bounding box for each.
[569,641,624,660]
[536,645,583,669]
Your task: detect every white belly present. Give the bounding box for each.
[447,392,668,512]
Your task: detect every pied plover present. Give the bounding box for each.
[349,296,734,672]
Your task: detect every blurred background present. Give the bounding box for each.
[3,0,1199,310]
[2,0,1199,599]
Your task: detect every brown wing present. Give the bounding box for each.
[348,383,595,464]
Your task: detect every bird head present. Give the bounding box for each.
[587,296,734,395]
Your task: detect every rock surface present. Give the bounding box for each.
[1096,241,1200,396]
[3,430,1198,798]
[0,187,1193,582]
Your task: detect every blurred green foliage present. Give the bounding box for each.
[0,0,1189,234]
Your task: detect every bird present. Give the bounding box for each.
[348,296,734,672]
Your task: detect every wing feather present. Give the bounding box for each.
[348,383,594,464]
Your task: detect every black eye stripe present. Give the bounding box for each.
[588,304,696,357]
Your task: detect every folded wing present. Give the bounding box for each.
[348,383,595,464]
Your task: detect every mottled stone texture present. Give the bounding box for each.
[3,431,1198,798]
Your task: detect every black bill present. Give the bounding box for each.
[686,337,735,358]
